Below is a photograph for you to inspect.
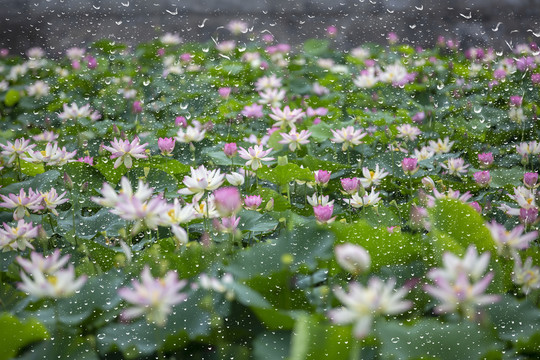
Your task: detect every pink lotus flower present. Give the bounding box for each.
[226,20,248,35]
[244,195,262,210]
[307,194,334,207]
[17,250,87,299]
[103,137,148,169]
[258,88,286,107]
[473,171,491,187]
[216,40,236,53]
[175,116,187,127]
[39,188,69,216]
[359,164,388,188]
[428,137,454,154]
[387,32,399,44]
[32,131,58,142]
[86,55,98,69]
[341,177,359,194]
[215,215,241,233]
[132,100,143,113]
[0,220,39,252]
[213,187,242,217]
[238,145,274,170]
[493,68,506,79]
[112,195,171,231]
[23,142,77,166]
[424,245,499,318]
[478,152,494,168]
[334,243,370,275]
[313,204,336,224]
[278,129,312,151]
[426,188,473,208]
[410,206,430,230]
[17,249,69,275]
[520,208,539,225]
[118,266,188,326]
[441,158,469,177]
[176,121,206,143]
[306,107,328,117]
[329,278,411,339]
[158,137,176,156]
[424,271,499,318]
[269,106,305,129]
[326,25,338,36]
[0,188,43,220]
[343,188,381,208]
[255,74,282,91]
[411,111,425,123]
[513,256,540,295]
[401,158,419,176]
[179,165,225,201]
[510,95,523,107]
[396,124,421,141]
[262,34,274,43]
[487,221,537,255]
[218,87,232,98]
[523,172,538,188]
[314,170,331,186]
[0,138,36,164]
[77,156,94,166]
[180,53,192,62]
[224,143,238,157]
[330,126,367,151]
[92,177,153,208]
[241,103,264,118]
[469,201,482,213]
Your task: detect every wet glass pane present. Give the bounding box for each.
[1,1,540,359]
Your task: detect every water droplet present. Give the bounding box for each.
[527,29,540,37]
[198,18,208,28]
[166,7,178,15]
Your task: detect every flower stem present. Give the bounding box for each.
[17,157,22,181]
[349,338,361,360]
[348,194,353,223]
[190,142,196,165]
[391,149,395,176]
[255,173,259,190]
[48,213,56,234]
[70,190,78,246]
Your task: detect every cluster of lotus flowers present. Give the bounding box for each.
[2,125,540,336]
[1,21,540,352]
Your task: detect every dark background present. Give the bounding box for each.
[1,0,540,56]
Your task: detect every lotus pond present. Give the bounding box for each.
[0,26,540,359]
